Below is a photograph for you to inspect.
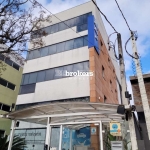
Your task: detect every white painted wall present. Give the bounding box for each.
[23,46,89,73]
[16,76,90,105]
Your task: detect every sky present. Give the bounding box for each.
[28,0,150,103]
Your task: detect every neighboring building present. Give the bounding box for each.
[0,47,24,136]
[14,1,121,150]
[130,73,150,150]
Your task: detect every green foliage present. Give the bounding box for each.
[0,135,26,150]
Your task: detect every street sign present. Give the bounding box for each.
[110,121,121,136]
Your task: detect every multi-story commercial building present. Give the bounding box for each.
[14,1,121,150]
[0,45,24,136]
[130,73,150,150]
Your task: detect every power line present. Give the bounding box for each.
[29,0,118,62]
[114,0,132,32]
[91,0,118,33]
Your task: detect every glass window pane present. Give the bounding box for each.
[27,51,34,60]
[37,70,46,82]
[57,42,65,53]
[65,18,75,27]
[12,63,20,70]
[23,74,30,85]
[73,62,84,72]
[58,22,68,31]
[64,40,74,51]
[19,84,36,95]
[7,82,15,90]
[50,24,58,34]
[54,66,64,79]
[74,37,83,49]
[43,26,51,35]
[0,78,7,87]
[2,104,10,112]
[63,65,73,77]
[40,47,49,57]
[84,35,88,46]
[75,15,83,26]
[77,24,87,32]
[0,54,4,61]
[21,75,24,85]
[83,61,89,72]
[5,58,12,66]
[28,72,37,84]
[33,49,40,59]
[45,69,54,81]
[49,45,57,55]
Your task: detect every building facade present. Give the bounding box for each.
[0,46,24,136]
[130,73,150,150]
[14,1,121,150]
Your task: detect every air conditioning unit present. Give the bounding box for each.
[111,141,124,150]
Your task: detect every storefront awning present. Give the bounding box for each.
[1,102,124,127]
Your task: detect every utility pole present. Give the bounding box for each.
[117,33,138,150]
[131,31,150,140]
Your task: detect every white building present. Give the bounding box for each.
[14,1,121,150]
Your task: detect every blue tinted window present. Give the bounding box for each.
[23,74,30,85]
[33,49,40,59]
[5,58,13,66]
[43,26,51,35]
[74,37,83,49]
[77,24,87,32]
[65,18,75,27]
[27,51,34,60]
[59,22,68,31]
[37,70,46,82]
[83,61,89,72]
[54,66,64,79]
[63,65,73,77]
[28,72,37,84]
[83,36,88,46]
[20,84,36,94]
[75,16,83,26]
[41,47,49,57]
[50,24,58,34]
[57,42,65,53]
[73,62,84,72]
[49,45,57,55]
[64,39,74,51]
[45,69,54,81]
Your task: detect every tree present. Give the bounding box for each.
[0,0,51,56]
[0,135,27,150]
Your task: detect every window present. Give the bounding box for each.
[54,66,64,79]
[12,63,20,70]
[74,37,83,49]
[0,78,15,90]
[40,47,49,57]
[65,18,75,27]
[77,24,87,32]
[23,74,30,85]
[0,54,4,61]
[83,61,89,72]
[19,84,36,94]
[102,65,105,78]
[58,22,68,31]
[2,104,10,112]
[45,69,55,81]
[33,49,40,59]
[75,15,83,26]
[64,40,74,51]
[0,78,7,87]
[83,36,88,46]
[57,42,65,53]
[104,95,107,103]
[0,130,5,137]
[43,26,51,35]
[7,82,15,90]
[37,70,46,82]
[110,80,112,91]
[28,72,37,84]
[50,24,58,34]
[49,45,57,55]
[27,51,34,60]
[73,62,84,72]
[5,58,12,66]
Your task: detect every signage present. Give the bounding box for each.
[110,121,121,136]
[88,15,100,54]
[91,127,96,135]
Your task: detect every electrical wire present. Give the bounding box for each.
[91,0,118,33]
[29,0,118,62]
[114,0,132,32]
